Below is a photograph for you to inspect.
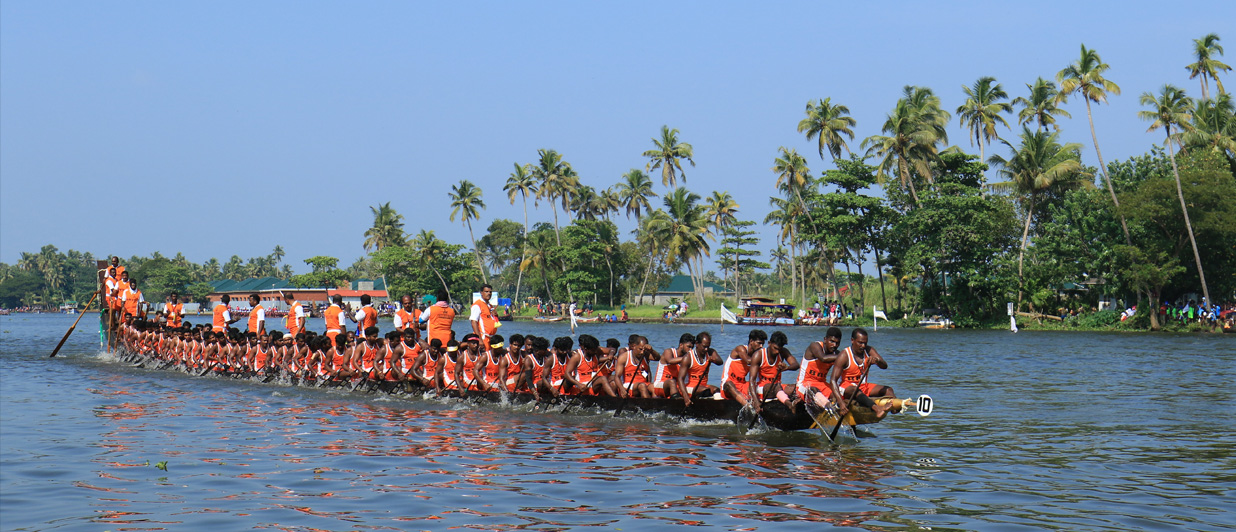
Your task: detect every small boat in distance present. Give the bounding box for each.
[533,316,564,322]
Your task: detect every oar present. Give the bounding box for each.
[829,360,873,442]
[49,292,99,358]
[614,355,647,417]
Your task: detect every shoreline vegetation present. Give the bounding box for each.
[4,38,1235,333]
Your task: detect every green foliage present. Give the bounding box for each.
[1077,308,1121,328]
[290,256,348,288]
[184,282,216,307]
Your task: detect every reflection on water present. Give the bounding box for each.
[2,314,1234,531]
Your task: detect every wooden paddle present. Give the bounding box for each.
[829,357,873,442]
[49,292,98,358]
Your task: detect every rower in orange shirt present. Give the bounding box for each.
[829,328,894,419]
[750,330,799,407]
[797,327,843,413]
[722,329,766,414]
[614,334,654,399]
[681,331,724,401]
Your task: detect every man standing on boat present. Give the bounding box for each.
[283,292,305,337]
[420,299,457,348]
[351,294,379,335]
[212,294,240,333]
[829,328,893,419]
[393,295,421,342]
[164,292,184,329]
[247,293,266,335]
[323,295,346,345]
[470,284,500,346]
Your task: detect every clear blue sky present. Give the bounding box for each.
[2,1,1231,273]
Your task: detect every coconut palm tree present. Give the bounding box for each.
[504,162,537,303]
[770,246,789,285]
[863,86,951,206]
[1186,33,1230,99]
[988,127,1086,303]
[634,210,670,304]
[570,185,602,221]
[706,191,740,295]
[1140,84,1210,307]
[1057,44,1128,244]
[598,187,623,221]
[533,149,576,246]
[363,202,407,252]
[1183,93,1236,156]
[643,125,695,188]
[409,230,454,304]
[520,231,556,301]
[616,169,658,220]
[956,76,1013,166]
[798,97,857,162]
[448,179,488,284]
[1014,78,1071,132]
[651,187,711,306]
[764,197,802,302]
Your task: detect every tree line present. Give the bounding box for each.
[4,36,1233,330]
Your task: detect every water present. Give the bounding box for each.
[2,314,1234,531]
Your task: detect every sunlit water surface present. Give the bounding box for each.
[2,314,1234,531]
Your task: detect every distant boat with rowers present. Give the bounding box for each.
[721,298,835,326]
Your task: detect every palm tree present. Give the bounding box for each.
[956,76,1013,166]
[988,127,1086,303]
[770,246,789,284]
[706,191,740,296]
[616,169,657,220]
[798,97,857,162]
[533,149,575,245]
[409,230,454,304]
[1140,84,1210,307]
[1183,93,1236,156]
[634,210,670,304]
[570,185,601,221]
[1186,33,1230,99]
[650,187,711,306]
[764,197,801,302]
[643,125,695,188]
[598,187,623,221]
[520,231,557,301]
[448,179,488,284]
[363,202,406,252]
[1057,44,1128,244]
[863,86,951,206]
[503,162,538,303]
[1014,78,1071,132]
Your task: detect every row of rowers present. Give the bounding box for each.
[125,306,898,420]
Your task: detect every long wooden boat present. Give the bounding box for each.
[533,316,564,322]
[111,346,931,434]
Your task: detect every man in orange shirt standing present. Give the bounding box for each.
[213,295,239,332]
[352,294,379,335]
[283,292,305,336]
[122,278,146,320]
[247,293,266,335]
[323,294,346,345]
[164,292,184,329]
[419,298,457,348]
[393,295,421,341]
[470,285,500,346]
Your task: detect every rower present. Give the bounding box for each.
[353,326,382,380]
[722,329,767,413]
[599,338,621,392]
[253,333,273,374]
[455,333,484,392]
[796,327,844,413]
[470,284,500,346]
[393,295,421,342]
[523,336,553,401]
[328,333,357,381]
[212,294,240,333]
[496,334,524,393]
[439,340,462,393]
[283,292,306,337]
[474,334,509,393]
[751,331,799,407]
[323,295,346,345]
[420,299,457,348]
[547,336,573,397]
[654,333,695,405]
[165,292,184,329]
[829,328,894,419]
[247,293,266,335]
[409,337,444,393]
[614,335,653,399]
[681,331,724,401]
[563,334,617,397]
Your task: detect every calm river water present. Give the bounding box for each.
[2,313,1234,531]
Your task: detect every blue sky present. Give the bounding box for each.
[2,1,1231,274]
